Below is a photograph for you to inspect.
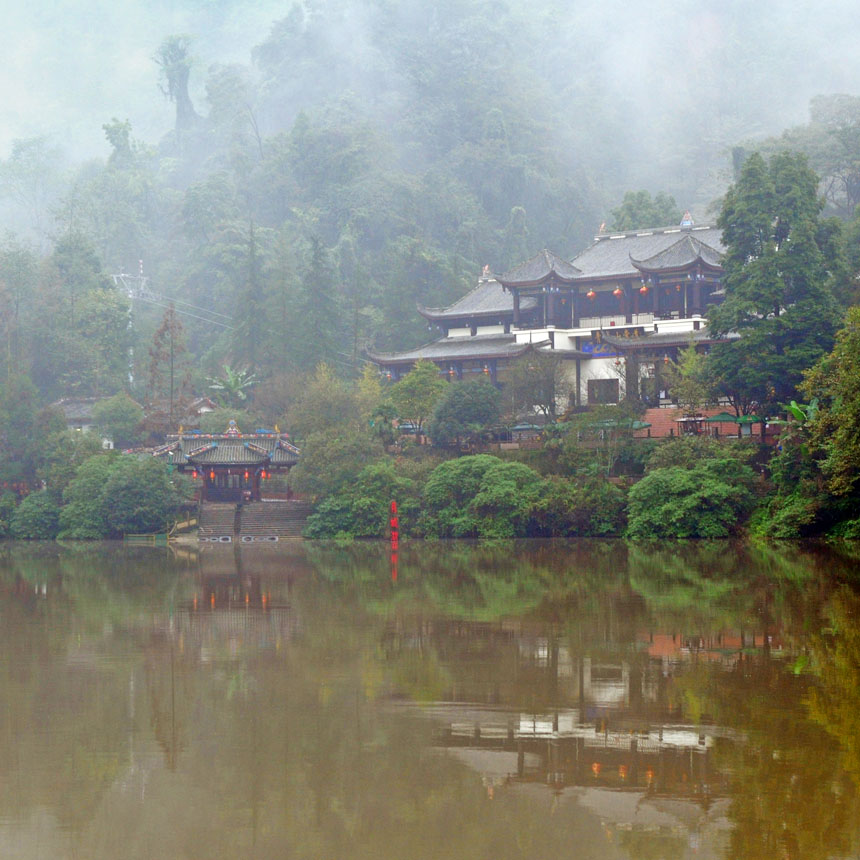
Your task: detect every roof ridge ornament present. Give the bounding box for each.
[681,210,694,228]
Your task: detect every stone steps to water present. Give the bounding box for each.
[198,503,237,541]
[238,501,313,540]
[198,500,313,542]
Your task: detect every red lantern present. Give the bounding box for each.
[244,470,250,481]
[586,289,596,300]
[639,284,649,295]
[676,283,682,291]
[209,470,215,481]
[192,470,198,479]
[612,286,623,298]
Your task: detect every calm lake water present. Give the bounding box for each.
[1,540,859,859]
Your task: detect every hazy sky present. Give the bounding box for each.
[0,0,285,159]
[3,0,860,167]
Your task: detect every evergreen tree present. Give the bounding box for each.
[292,237,343,372]
[232,220,265,370]
[707,152,841,415]
[147,304,191,431]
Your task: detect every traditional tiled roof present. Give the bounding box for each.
[418,278,536,321]
[155,433,300,467]
[498,249,582,286]
[570,225,724,281]
[367,333,548,365]
[630,234,723,274]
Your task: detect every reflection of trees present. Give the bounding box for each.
[807,586,860,786]
[671,653,859,859]
[144,636,196,770]
[0,544,186,835]
[4,539,860,857]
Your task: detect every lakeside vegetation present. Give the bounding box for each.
[2,4,860,540]
[3,149,860,540]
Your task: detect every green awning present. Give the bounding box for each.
[704,411,739,423]
[736,415,763,424]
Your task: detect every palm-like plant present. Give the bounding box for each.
[207,365,258,409]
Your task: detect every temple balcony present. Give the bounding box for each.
[513,314,708,349]
[577,312,654,329]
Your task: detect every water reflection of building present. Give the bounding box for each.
[168,546,309,658]
[382,618,762,807]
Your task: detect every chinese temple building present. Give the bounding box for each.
[153,420,300,503]
[368,216,727,410]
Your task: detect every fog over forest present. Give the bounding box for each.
[2,0,860,395]
[5,0,860,186]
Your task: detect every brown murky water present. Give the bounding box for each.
[1,539,859,859]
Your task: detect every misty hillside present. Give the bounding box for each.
[2,0,860,397]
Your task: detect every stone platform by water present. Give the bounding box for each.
[198,500,313,542]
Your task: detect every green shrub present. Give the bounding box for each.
[58,456,117,539]
[10,491,61,540]
[58,454,183,538]
[529,476,626,536]
[304,461,418,538]
[467,462,544,538]
[421,455,502,537]
[626,459,757,539]
[753,489,827,539]
[0,491,17,538]
[103,458,182,535]
[646,435,755,471]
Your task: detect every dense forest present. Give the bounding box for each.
[2,0,860,540]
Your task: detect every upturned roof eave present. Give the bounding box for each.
[417,304,514,321]
[366,338,551,365]
[629,235,724,275]
[497,248,582,287]
[631,257,724,276]
[496,275,579,289]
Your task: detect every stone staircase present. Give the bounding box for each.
[238,501,313,541]
[198,500,313,542]
[198,503,238,542]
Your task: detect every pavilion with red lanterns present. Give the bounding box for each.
[153,420,300,503]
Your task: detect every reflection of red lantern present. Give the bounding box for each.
[591,762,601,777]
[639,284,649,295]
[612,286,623,298]
[586,289,596,300]
[619,765,628,779]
